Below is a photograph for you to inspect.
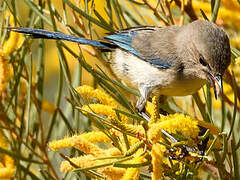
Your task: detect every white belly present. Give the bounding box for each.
[111,49,206,96]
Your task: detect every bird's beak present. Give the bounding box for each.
[208,74,223,99]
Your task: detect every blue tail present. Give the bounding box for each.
[7,27,113,49]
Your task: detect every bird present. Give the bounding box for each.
[7,20,231,113]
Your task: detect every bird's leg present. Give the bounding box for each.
[136,86,151,120]
[136,86,151,112]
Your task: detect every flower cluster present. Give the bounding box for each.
[0,12,23,94]
[49,85,221,179]
[0,11,23,180]
[0,130,15,179]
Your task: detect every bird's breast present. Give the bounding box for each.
[152,77,207,96]
[111,49,207,97]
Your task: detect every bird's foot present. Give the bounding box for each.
[136,96,146,113]
[136,97,150,121]
[138,110,150,121]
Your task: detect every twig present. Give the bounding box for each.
[173,0,198,21]
[142,0,169,26]
[163,0,175,25]
[179,0,185,25]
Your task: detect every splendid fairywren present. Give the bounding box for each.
[8,20,231,112]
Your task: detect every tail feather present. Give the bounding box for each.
[7,27,113,49]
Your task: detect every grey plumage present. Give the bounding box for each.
[111,20,230,111]
[7,20,231,113]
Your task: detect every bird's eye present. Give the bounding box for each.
[199,55,208,66]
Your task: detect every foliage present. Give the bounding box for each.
[0,0,239,179]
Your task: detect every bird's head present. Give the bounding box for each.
[181,20,231,99]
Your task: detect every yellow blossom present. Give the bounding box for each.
[0,165,15,179]
[105,148,122,156]
[49,131,111,151]
[41,99,55,114]
[51,73,224,179]
[80,131,111,143]
[151,144,165,180]
[0,131,8,150]
[60,155,125,180]
[121,166,140,180]
[49,134,121,157]
[121,149,146,180]
[111,122,145,137]
[0,131,15,179]
[1,30,23,57]
[236,57,240,66]
[230,35,240,49]
[1,12,23,57]
[76,85,118,107]
[49,136,76,151]
[0,53,12,94]
[0,12,24,94]
[149,96,160,124]
[49,136,101,156]
[60,155,100,172]
[222,0,240,11]
[146,101,155,117]
[148,114,199,143]
[191,1,240,28]
[73,137,109,157]
[82,104,129,123]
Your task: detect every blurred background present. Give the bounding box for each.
[0,0,239,179]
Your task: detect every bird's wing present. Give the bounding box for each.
[103,26,177,69]
[8,27,178,69]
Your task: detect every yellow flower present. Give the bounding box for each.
[76,85,118,107]
[49,134,109,157]
[0,131,15,179]
[80,131,111,143]
[60,155,125,180]
[148,114,199,143]
[0,55,11,94]
[82,104,129,123]
[145,101,155,117]
[149,96,160,124]
[222,0,240,11]
[105,148,122,156]
[73,137,108,157]
[1,12,23,57]
[49,136,76,151]
[51,82,222,179]
[77,85,143,135]
[1,30,23,57]
[151,144,165,180]
[191,1,240,28]
[41,99,55,114]
[0,12,23,94]
[230,35,240,49]
[49,131,111,151]
[0,164,15,179]
[60,155,96,172]
[0,131,8,150]
[121,149,146,180]
[236,57,240,66]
